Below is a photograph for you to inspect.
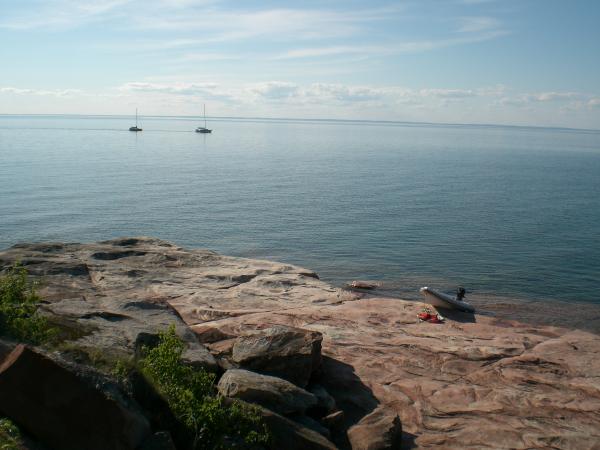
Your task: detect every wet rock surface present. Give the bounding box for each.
[2,237,600,449]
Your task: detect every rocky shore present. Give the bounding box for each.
[1,237,599,449]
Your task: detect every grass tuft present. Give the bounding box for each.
[0,417,23,450]
[0,264,56,344]
[140,325,270,449]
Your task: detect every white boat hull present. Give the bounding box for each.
[420,287,475,313]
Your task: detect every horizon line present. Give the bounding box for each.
[1,113,599,134]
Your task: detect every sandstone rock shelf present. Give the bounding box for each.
[1,237,599,449]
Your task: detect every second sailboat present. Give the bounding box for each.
[195,104,212,133]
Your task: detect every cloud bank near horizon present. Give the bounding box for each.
[2,80,599,129]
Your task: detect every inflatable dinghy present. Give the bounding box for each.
[420,287,475,313]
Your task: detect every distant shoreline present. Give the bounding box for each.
[1,113,599,134]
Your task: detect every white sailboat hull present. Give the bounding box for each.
[420,287,475,313]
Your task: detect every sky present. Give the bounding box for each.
[1,0,599,128]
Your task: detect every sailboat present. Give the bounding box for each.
[195,104,212,133]
[129,108,142,132]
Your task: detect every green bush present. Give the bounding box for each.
[0,264,55,344]
[0,417,22,450]
[140,325,270,449]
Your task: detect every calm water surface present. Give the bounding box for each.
[1,115,599,325]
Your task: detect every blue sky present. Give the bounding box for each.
[1,0,599,128]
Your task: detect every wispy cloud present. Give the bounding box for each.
[274,45,384,60]
[528,92,580,102]
[5,80,592,113]
[498,91,582,106]
[0,0,510,72]
[113,80,589,108]
[457,16,501,33]
[0,86,82,96]
[129,5,405,43]
[589,98,600,108]
[275,29,509,61]
[1,1,400,39]
[119,81,235,101]
[419,88,477,98]
[0,0,134,30]
[250,82,299,100]
[3,81,599,128]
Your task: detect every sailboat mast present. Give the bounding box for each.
[204,104,207,129]
[135,108,138,127]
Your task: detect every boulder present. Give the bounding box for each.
[257,406,338,450]
[0,345,150,450]
[218,369,317,415]
[181,344,217,370]
[231,326,323,387]
[347,406,402,450]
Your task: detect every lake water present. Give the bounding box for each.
[1,115,599,328]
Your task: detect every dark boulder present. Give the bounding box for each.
[257,406,338,450]
[231,326,323,387]
[0,345,150,450]
[308,384,337,413]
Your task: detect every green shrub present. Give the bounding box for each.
[0,264,55,344]
[111,358,133,383]
[0,417,22,450]
[140,325,270,449]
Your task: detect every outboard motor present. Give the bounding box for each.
[456,287,466,301]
